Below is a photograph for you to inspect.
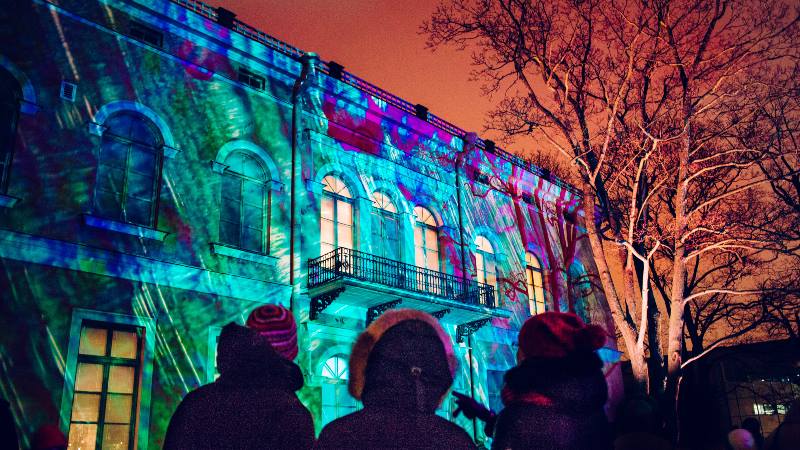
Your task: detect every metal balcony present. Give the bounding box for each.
[307,248,510,336]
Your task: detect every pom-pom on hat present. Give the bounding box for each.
[246,304,298,361]
[518,312,606,360]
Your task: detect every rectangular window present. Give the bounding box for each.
[68,322,142,450]
[128,21,163,47]
[238,68,266,91]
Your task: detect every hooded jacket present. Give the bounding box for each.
[491,353,612,450]
[315,309,477,450]
[163,322,313,450]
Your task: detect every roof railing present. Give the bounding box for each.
[169,0,580,196]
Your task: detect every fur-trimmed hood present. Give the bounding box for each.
[348,309,457,412]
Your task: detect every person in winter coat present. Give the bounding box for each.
[454,311,612,450]
[315,308,477,450]
[164,305,313,450]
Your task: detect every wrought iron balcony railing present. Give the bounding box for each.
[308,248,497,309]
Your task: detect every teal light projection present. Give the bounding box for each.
[0,0,622,447]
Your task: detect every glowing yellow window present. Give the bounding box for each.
[68,323,142,450]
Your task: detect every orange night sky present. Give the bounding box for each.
[208,0,527,154]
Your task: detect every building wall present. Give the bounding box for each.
[0,0,620,448]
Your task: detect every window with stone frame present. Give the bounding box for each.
[370,192,400,261]
[219,151,271,253]
[67,322,143,450]
[320,175,354,255]
[94,111,163,227]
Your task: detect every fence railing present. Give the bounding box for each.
[308,248,496,308]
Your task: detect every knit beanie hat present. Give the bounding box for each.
[246,304,298,361]
[727,428,756,450]
[518,312,606,360]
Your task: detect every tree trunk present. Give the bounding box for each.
[581,185,649,389]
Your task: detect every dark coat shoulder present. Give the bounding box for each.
[316,409,476,450]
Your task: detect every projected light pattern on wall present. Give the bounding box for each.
[0,0,621,447]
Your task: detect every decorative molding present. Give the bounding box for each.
[83,214,168,241]
[211,161,228,174]
[211,243,278,267]
[0,194,19,208]
[0,229,290,303]
[214,139,282,184]
[59,308,156,450]
[456,318,491,343]
[366,299,403,325]
[309,287,345,320]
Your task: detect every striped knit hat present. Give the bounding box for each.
[246,304,298,361]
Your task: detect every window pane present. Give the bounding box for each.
[102,424,130,450]
[321,196,334,220]
[242,204,263,230]
[100,140,129,168]
[123,197,152,226]
[71,393,100,422]
[110,331,138,359]
[126,173,154,201]
[104,394,133,423]
[337,224,352,249]
[96,165,125,195]
[129,146,156,175]
[221,197,240,225]
[241,157,264,180]
[415,245,425,268]
[242,226,263,252]
[425,229,438,250]
[426,250,439,272]
[414,226,423,247]
[320,219,334,247]
[95,191,122,219]
[128,118,158,146]
[108,366,135,394]
[68,423,97,450]
[221,175,240,202]
[475,253,485,284]
[79,328,108,356]
[219,219,240,247]
[337,200,352,226]
[320,242,334,256]
[75,363,104,392]
[242,179,264,205]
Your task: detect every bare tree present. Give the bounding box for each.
[424,0,800,418]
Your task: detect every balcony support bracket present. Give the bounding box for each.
[456,318,491,343]
[310,287,345,321]
[366,299,403,325]
[431,309,451,320]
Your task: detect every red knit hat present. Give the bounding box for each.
[518,312,606,360]
[246,304,298,361]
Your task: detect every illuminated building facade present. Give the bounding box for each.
[0,0,622,448]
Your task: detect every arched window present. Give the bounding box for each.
[320,175,354,255]
[370,192,400,260]
[320,355,358,427]
[94,112,163,227]
[0,68,21,193]
[475,236,498,299]
[413,206,440,272]
[219,151,270,253]
[526,252,545,315]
